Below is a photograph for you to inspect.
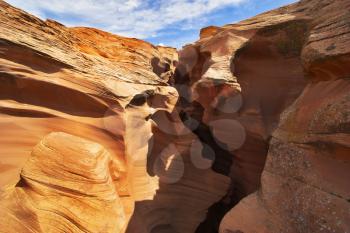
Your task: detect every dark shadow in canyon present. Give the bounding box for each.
[151,57,171,77]
[228,19,309,204]
[126,19,309,233]
[179,102,238,233]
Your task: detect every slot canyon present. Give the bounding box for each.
[0,0,349,232]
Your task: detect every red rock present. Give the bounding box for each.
[172,0,350,232]
[1,0,349,232]
[0,1,230,232]
[0,132,126,233]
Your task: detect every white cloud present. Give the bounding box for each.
[163,33,200,48]
[5,0,246,42]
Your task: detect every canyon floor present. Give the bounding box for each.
[0,0,349,232]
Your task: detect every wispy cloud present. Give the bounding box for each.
[5,0,246,41]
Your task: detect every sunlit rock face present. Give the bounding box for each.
[0,1,229,232]
[0,0,350,232]
[0,0,177,194]
[0,132,126,233]
[0,0,180,231]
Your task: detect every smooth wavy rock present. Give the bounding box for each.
[0,1,230,232]
[124,88,230,233]
[1,0,350,232]
[0,132,126,233]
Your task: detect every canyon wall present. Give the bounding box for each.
[0,0,349,233]
[0,1,228,232]
[176,0,350,232]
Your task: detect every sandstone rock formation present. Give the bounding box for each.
[0,132,126,233]
[0,0,349,232]
[0,1,229,232]
[171,0,350,232]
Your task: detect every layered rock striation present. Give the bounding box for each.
[0,1,229,232]
[0,132,126,232]
[0,0,349,233]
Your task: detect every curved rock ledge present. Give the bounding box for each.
[0,0,349,232]
[0,132,126,233]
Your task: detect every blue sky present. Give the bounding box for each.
[6,0,297,48]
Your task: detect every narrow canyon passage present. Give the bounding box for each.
[157,19,308,233]
[0,0,349,233]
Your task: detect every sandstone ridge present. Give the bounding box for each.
[0,0,349,233]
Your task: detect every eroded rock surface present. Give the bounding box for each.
[0,1,229,232]
[0,132,126,233]
[170,0,350,232]
[211,0,350,232]
[0,0,349,232]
